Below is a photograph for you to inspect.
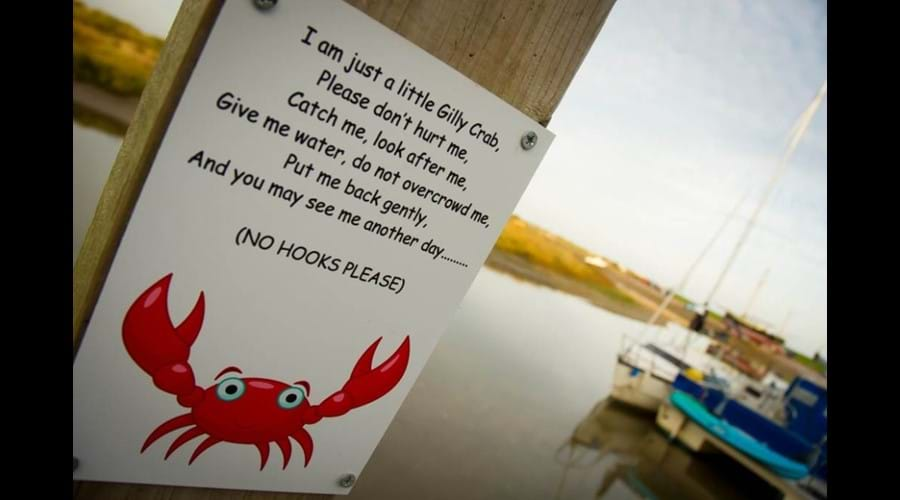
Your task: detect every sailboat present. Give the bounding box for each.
[609,186,752,412]
[659,81,828,484]
[610,80,827,418]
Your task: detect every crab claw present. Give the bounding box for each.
[122,274,206,407]
[314,336,410,420]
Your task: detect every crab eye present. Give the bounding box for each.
[216,377,245,402]
[278,386,306,409]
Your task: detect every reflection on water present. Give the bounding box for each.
[347,270,781,499]
[560,399,781,499]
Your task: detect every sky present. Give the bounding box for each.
[82,0,827,358]
[514,0,827,357]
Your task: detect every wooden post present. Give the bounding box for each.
[73,0,222,348]
[73,1,616,497]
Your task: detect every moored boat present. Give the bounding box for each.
[662,369,827,484]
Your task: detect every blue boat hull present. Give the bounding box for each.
[670,391,809,480]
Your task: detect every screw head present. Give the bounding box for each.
[73,457,79,471]
[521,131,538,150]
[253,0,278,10]
[338,473,356,488]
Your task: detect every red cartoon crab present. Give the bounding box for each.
[122,274,410,470]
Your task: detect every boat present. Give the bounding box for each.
[566,398,806,499]
[660,369,827,484]
[669,390,809,479]
[610,323,742,412]
[609,80,827,473]
[610,351,677,412]
[608,167,754,412]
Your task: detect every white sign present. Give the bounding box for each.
[73,0,553,495]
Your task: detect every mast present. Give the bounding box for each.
[742,266,770,319]
[778,308,793,337]
[629,79,826,365]
[685,80,826,361]
[637,188,750,337]
[703,80,826,309]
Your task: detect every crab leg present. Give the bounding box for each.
[255,442,270,470]
[313,336,410,421]
[165,426,205,459]
[275,437,292,470]
[189,436,222,465]
[141,413,195,453]
[122,274,206,408]
[291,428,314,467]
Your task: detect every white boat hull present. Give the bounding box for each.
[609,358,672,412]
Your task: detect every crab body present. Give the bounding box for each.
[122,274,410,470]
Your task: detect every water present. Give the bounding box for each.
[347,269,784,499]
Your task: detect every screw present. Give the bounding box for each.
[521,131,538,150]
[73,457,79,471]
[338,473,356,488]
[253,0,278,10]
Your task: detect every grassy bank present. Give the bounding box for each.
[494,217,618,290]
